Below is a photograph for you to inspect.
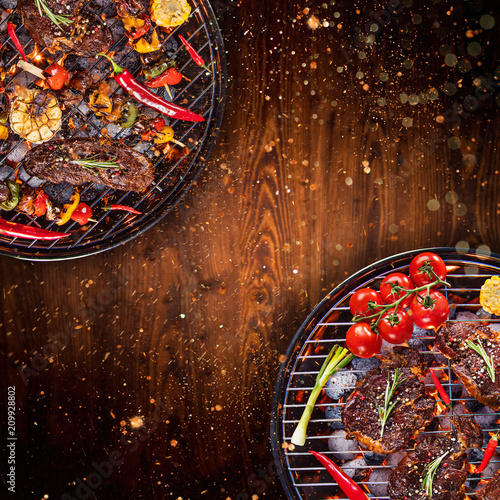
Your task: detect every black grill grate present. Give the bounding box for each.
[271,248,500,500]
[0,0,226,260]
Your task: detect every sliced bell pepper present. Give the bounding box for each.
[134,29,161,54]
[125,15,151,39]
[144,67,182,88]
[154,125,174,144]
[33,190,49,217]
[0,180,20,211]
[88,91,113,117]
[120,101,139,129]
[56,190,80,225]
[143,59,176,80]
[0,124,9,140]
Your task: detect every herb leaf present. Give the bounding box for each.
[72,156,120,174]
[422,451,449,498]
[377,368,405,438]
[466,338,496,382]
[34,0,73,29]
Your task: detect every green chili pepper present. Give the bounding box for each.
[143,59,176,80]
[0,180,20,211]
[120,102,140,129]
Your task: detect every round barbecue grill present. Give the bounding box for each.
[271,248,500,500]
[0,0,226,260]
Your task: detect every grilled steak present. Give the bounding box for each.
[387,415,483,500]
[23,138,154,193]
[18,0,113,57]
[118,0,150,16]
[435,321,500,410]
[477,468,500,500]
[341,347,436,454]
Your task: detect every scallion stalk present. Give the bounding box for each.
[290,346,354,446]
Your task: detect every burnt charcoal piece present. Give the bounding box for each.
[435,322,500,410]
[23,138,154,193]
[118,0,149,16]
[18,0,113,57]
[477,468,500,500]
[388,416,483,500]
[342,347,436,454]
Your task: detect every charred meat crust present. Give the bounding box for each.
[341,347,436,454]
[22,138,154,193]
[387,416,482,500]
[477,468,500,500]
[435,322,500,410]
[18,0,113,57]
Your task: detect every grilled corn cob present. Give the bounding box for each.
[149,0,191,28]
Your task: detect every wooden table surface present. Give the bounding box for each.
[1,0,500,498]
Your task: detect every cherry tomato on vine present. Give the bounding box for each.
[349,288,384,319]
[409,252,447,288]
[410,290,449,329]
[380,272,415,307]
[346,322,382,358]
[378,308,414,344]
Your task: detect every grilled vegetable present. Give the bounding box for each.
[0,180,20,211]
[99,53,204,122]
[134,29,161,53]
[480,276,500,315]
[476,431,500,474]
[149,0,191,28]
[309,450,370,500]
[0,218,70,240]
[9,88,62,143]
[71,203,92,225]
[57,190,80,225]
[44,63,70,90]
[120,101,139,128]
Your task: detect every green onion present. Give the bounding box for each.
[34,0,73,29]
[421,451,449,498]
[377,368,405,438]
[466,338,495,382]
[290,346,354,446]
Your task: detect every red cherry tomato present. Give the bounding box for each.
[349,288,384,319]
[409,252,447,288]
[71,203,92,225]
[45,63,70,90]
[378,308,414,344]
[380,272,415,307]
[346,322,382,358]
[410,290,450,329]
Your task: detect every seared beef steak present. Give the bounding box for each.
[477,468,500,500]
[387,416,482,500]
[23,138,154,192]
[18,0,112,57]
[342,347,435,454]
[435,322,500,409]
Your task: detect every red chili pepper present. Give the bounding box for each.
[105,204,142,215]
[144,67,183,88]
[71,203,92,225]
[43,63,70,90]
[125,14,151,40]
[309,450,370,500]
[0,218,70,240]
[475,431,500,474]
[33,190,49,218]
[178,35,207,69]
[7,22,27,62]
[429,369,452,407]
[98,53,204,123]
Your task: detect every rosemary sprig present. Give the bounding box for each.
[466,338,496,382]
[34,0,73,29]
[71,156,121,173]
[377,368,405,438]
[421,451,449,498]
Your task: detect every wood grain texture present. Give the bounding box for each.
[1,0,500,498]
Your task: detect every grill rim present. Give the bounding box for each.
[270,246,500,500]
[0,0,227,261]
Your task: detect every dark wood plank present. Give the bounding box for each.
[1,0,500,498]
